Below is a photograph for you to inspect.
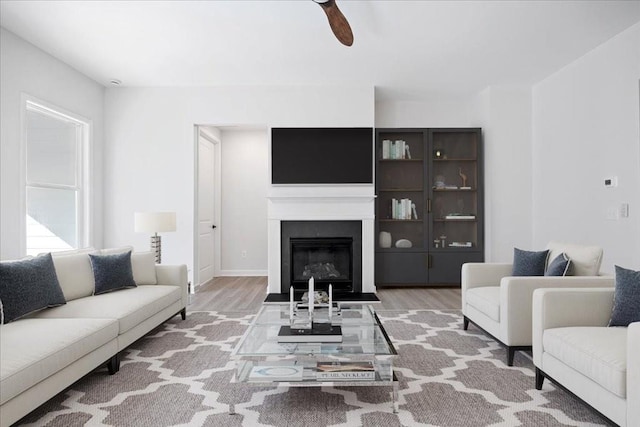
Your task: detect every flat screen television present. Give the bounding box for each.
[271,127,373,184]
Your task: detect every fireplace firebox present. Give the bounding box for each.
[281,221,362,295]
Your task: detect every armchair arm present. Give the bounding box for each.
[461,263,512,311]
[628,322,640,426]
[532,287,614,366]
[501,276,614,346]
[155,264,189,309]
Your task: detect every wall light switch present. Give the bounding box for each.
[620,203,629,218]
[604,176,618,188]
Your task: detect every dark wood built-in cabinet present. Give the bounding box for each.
[375,128,484,286]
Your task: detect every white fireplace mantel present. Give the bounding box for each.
[267,193,376,294]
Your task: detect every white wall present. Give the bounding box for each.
[532,23,640,272]
[220,129,268,275]
[375,94,472,128]
[469,86,533,262]
[104,86,374,278]
[0,28,104,260]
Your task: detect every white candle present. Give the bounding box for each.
[289,286,294,322]
[328,284,333,322]
[308,277,314,315]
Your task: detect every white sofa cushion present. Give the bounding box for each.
[101,247,157,285]
[0,318,118,405]
[543,326,627,397]
[50,250,97,301]
[33,285,181,334]
[546,241,603,276]
[465,286,500,322]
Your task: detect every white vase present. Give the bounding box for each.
[379,231,392,248]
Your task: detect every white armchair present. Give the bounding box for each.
[533,288,639,427]
[461,242,612,365]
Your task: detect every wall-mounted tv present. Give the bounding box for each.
[271,127,373,184]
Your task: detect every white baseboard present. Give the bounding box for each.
[217,270,268,277]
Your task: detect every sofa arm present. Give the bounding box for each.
[628,322,640,426]
[532,287,614,366]
[155,264,188,310]
[462,263,512,312]
[501,276,614,346]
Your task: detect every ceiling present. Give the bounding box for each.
[2,1,639,101]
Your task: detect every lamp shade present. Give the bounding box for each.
[134,212,176,233]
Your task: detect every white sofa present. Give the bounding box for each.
[0,248,188,426]
[533,288,639,427]
[461,242,612,365]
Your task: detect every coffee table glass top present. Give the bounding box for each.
[232,304,397,358]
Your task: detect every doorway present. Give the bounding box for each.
[193,126,221,290]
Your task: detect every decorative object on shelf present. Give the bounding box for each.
[458,168,467,188]
[433,149,445,159]
[445,214,476,220]
[440,235,447,247]
[301,290,329,304]
[411,203,418,220]
[434,239,441,248]
[379,231,392,248]
[434,175,446,189]
[134,212,176,264]
[395,239,412,248]
[405,144,412,159]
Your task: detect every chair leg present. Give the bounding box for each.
[507,347,516,366]
[180,308,186,320]
[463,316,469,331]
[535,368,545,390]
[107,353,120,375]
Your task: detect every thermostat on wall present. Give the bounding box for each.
[604,177,618,188]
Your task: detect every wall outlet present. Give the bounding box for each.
[241,250,247,258]
[620,203,629,218]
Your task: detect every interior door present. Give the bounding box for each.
[198,135,216,286]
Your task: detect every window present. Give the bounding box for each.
[24,100,90,255]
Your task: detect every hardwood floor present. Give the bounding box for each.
[189,276,461,312]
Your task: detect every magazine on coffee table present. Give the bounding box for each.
[316,361,375,380]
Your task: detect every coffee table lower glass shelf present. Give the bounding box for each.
[230,304,398,414]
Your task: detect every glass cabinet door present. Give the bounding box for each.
[376,131,425,251]
[430,130,480,251]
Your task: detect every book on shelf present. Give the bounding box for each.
[382,139,391,159]
[445,214,476,220]
[449,242,473,248]
[249,365,304,381]
[277,324,343,343]
[316,361,376,380]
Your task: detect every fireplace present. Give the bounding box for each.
[281,221,362,295]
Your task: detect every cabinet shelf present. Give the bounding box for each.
[434,219,477,223]
[379,188,423,192]
[433,158,476,162]
[379,219,422,223]
[379,159,423,162]
[432,188,476,192]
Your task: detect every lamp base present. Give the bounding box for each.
[150,234,162,264]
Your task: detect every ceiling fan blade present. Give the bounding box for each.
[316,0,354,46]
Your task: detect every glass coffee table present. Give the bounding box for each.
[230,304,398,414]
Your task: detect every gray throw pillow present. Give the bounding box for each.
[89,251,137,295]
[545,253,572,276]
[609,265,640,327]
[512,248,549,276]
[0,253,66,324]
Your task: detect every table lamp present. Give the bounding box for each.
[134,212,176,263]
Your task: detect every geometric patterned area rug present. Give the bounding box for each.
[17,310,608,427]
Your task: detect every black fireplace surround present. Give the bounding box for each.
[281,221,362,296]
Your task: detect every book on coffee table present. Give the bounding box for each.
[249,365,304,382]
[277,324,343,343]
[316,361,376,380]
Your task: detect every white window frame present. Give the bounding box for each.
[21,95,92,255]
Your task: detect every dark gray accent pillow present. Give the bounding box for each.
[89,251,137,295]
[545,253,572,276]
[0,253,66,324]
[512,248,549,276]
[609,265,640,327]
